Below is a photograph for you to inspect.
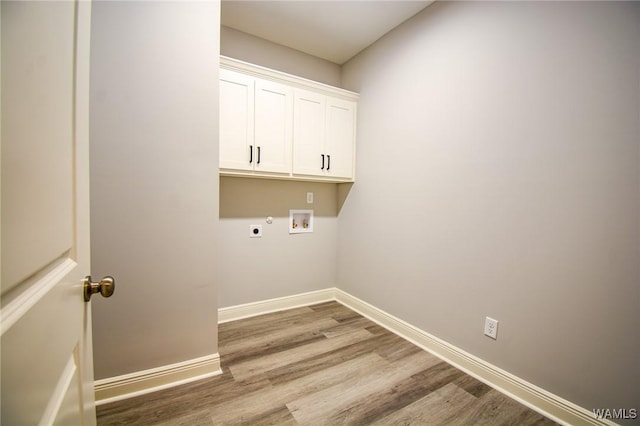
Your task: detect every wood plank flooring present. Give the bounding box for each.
[96,301,557,425]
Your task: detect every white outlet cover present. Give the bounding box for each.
[484,317,498,340]
[249,225,262,238]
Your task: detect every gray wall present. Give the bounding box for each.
[90,1,220,379]
[339,1,639,414]
[219,178,337,307]
[218,30,342,308]
[221,26,341,87]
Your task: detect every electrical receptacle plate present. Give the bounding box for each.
[249,225,262,238]
[484,317,498,340]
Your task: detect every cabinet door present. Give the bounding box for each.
[293,89,325,177]
[325,97,356,179]
[220,68,254,171]
[254,78,293,174]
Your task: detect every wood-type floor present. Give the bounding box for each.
[97,301,557,425]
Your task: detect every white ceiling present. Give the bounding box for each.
[221,1,433,65]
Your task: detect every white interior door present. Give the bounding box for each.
[1,1,97,424]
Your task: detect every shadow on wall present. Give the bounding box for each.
[220,176,353,218]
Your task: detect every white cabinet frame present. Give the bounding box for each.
[219,56,358,183]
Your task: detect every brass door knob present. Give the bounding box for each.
[84,275,115,302]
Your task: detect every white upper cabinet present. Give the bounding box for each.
[293,93,356,179]
[219,56,358,182]
[254,79,293,174]
[220,69,254,171]
[220,68,292,175]
[326,98,356,179]
[292,89,325,176]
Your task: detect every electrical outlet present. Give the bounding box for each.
[249,225,262,238]
[484,317,499,340]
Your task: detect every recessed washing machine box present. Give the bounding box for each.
[289,210,313,234]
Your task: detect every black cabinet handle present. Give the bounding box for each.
[257,146,261,164]
[249,146,253,164]
[321,154,325,170]
[327,155,331,171]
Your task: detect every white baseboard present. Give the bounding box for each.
[218,288,337,323]
[94,353,221,406]
[333,289,615,426]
